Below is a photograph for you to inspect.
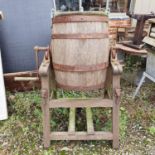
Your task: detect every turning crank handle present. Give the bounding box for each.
[14,46,50,82]
[34,46,49,52]
[14,77,39,81]
[34,45,50,71]
[34,45,50,60]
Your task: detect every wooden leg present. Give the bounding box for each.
[40,65,51,148]
[42,102,50,148]
[112,75,121,149]
[112,98,120,148]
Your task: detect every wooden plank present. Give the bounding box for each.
[14,77,39,81]
[150,32,155,38]
[86,108,94,135]
[115,43,147,56]
[112,75,121,149]
[53,15,108,23]
[40,69,51,148]
[143,36,155,47]
[4,71,40,92]
[42,102,50,148]
[68,108,76,135]
[54,11,108,17]
[109,19,131,28]
[49,99,113,108]
[50,132,113,140]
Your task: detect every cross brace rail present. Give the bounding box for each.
[50,131,113,140]
[49,99,113,108]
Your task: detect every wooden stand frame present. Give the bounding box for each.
[39,48,122,149]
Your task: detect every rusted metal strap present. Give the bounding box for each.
[53,62,109,72]
[56,82,105,91]
[52,33,109,39]
[53,15,108,23]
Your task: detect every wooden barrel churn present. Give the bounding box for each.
[51,13,110,91]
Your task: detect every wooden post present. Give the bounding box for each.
[112,74,121,148]
[41,77,50,147]
[39,61,51,148]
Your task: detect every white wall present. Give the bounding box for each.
[0,51,8,120]
[131,0,155,14]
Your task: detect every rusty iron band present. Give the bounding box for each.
[53,15,108,23]
[52,33,109,39]
[53,62,109,72]
[56,82,105,91]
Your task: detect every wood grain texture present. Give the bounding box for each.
[40,66,51,148]
[86,107,94,135]
[112,75,121,148]
[49,99,113,108]
[53,15,108,23]
[51,14,110,91]
[68,108,76,135]
[115,43,147,56]
[50,131,113,140]
[109,19,131,28]
[52,33,109,39]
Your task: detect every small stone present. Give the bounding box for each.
[8,95,15,101]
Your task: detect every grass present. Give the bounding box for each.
[0,79,155,155]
